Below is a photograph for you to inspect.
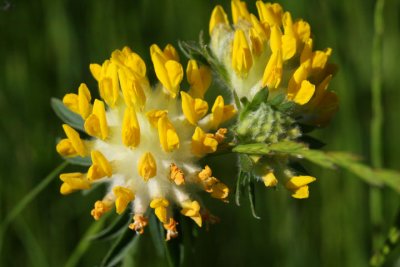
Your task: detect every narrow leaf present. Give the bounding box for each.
[370,209,400,267]
[91,211,130,241]
[298,150,336,169]
[233,143,271,155]
[248,181,260,219]
[328,152,382,186]
[100,227,137,267]
[65,213,111,267]
[148,213,165,257]
[64,156,92,166]
[51,98,84,131]
[235,171,243,206]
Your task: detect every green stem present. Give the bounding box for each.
[370,0,385,251]
[65,215,109,267]
[0,161,68,255]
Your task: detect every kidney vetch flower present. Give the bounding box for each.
[198,1,340,199]
[55,44,235,240]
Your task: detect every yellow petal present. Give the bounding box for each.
[181,200,202,227]
[163,44,180,62]
[122,107,140,148]
[138,152,157,181]
[231,0,250,24]
[62,124,86,157]
[91,200,111,220]
[256,1,283,27]
[62,94,79,114]
[56,138,77,157]
[198,165,212,181]
[111,48,147,80]
[150,198,169,223]
[291,80,315,105]
[78,83,92,119]
[270,25,282,54]
[158,115,179,152]
[186,59,212,99]
[293,20,311,43]
[84,100,108,140]
[287,64,309,96]
[312,48,332,70]
[282,12,294,36]
[232,29,253,76]
[170,163,185,185]
[97,61,119,108]
[146,109,168,128]
[89,63,102,81]
[150,198,169,208]
[286,175,316,190]
[118,69,146,110]
[99,78,117,108]
[249,26,266,56]
[181,91,208,125]
[191,127,218,157]
[209,5,229,34]
[59,172,90,195]
[113,186,135,214]
[87,150,112,181]
[210,182,229,200]
[262,50,282,89]
[164,60,183,97]
[282,35,296,61]
[262,172,278,187]
[291,186,310,199]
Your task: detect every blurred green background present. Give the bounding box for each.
[1,0,400,266]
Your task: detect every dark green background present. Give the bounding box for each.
[1,0,400,266]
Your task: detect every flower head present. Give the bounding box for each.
[204,1,339,199]
[209,1,338,126]
[56,45,235,240]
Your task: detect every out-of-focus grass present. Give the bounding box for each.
[1,0,400,266]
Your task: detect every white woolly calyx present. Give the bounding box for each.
[56,45,236,240]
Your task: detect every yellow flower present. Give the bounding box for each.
[209,1,338,126]
[285,175,316,199]
[55,46,233,240]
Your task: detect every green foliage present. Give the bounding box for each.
[51,98,84,131]
[233,140,400,193]
[2,0,400,266]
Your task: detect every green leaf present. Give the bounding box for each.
[328,152,382,186]
[65,212,111,267]
[233,141,400,192]
[177,40,208,66]
[0,161,68,254]
[233,143,271,155]
[298,149,336,169]
[239,89,269,121]
[268,141,308,154]
[239,154,254,172]
[51,98,84,131]
[100,227,138,267]
[248,181,260,219]
[235,171,244,206]
[370,210,400,267]
[63,156,92,166]
[148,212,165,257]
[162,222,182,267]
[247,89,269,111]
[91,211,130,241]
[268,93,286,107]
[374,169,400,193]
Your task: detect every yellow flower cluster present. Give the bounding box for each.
[56,45,236,240]
[209,1,338,126]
